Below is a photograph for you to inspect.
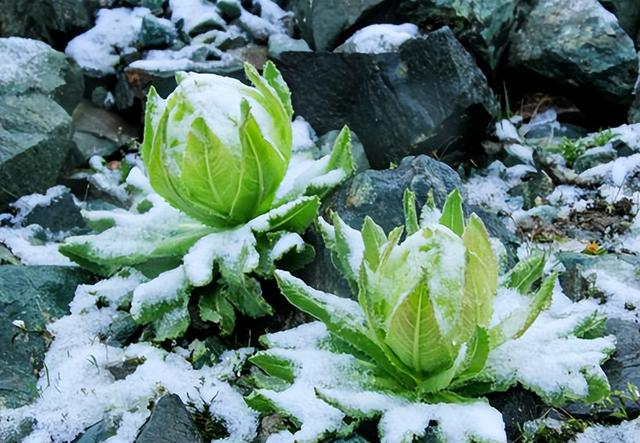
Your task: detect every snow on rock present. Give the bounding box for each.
[7,185,68,226]
[496,119,522,142]
[0,225,75,266]
[335,23,419,54]
[66,8,150,75]
[574,417,640,443]
[169,0,225,35]
[0,273,258,442]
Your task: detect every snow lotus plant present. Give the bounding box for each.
[247,190,616,442]
[59,62,355,340]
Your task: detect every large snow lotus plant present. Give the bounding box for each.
[247,190,616,442]
[60,62,355,340]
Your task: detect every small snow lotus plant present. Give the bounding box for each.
[60,62,355,340]
[247,190,615,442]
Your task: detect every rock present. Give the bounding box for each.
[564,319,640,419]
[599,0,640,39]
[395,0,518,69]
[135,394,203,443]
[573,145,618,173]
[0,94,74,209]
[0,265,91,408]
[0,0,103,49]
[508,171,554,209]
[299,155,461,297]
[20,188,86,233]
[217,0,242,20]
[0,37,84,113]
[267,34,311,61]
[107,358,143,380]
[105,314,140,347]
[277,27,497,169]
[288,0,393,51]
[599,319,640,416]
[73,420,117,443]
[509,0,638,107]
[139,15,177,49]
[487,388,544,441]
[71,100,138,162]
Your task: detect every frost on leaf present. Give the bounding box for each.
[480,294,615,405]
[249,322,507,443]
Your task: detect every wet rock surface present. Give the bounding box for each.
[135,394,204,443]
[0,265,91,408]
[278,27,497,169]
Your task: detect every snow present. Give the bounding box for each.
[1,273,258,442]
[291,116,317,152]
[495,119,521,142]
[0,225,74,266]
[66,8,150,75]
[8,185,68,226]
[336,23,419,54]
[463,174,514,213]
[574,417,640,443]
[378,401,506,443]
[484,284,615,402]
[130,266,187,319]
[270,232,306,260]
[238,9,278,41]
[505,143,534,165]
[169,0,225,35]
[183,226,259,287]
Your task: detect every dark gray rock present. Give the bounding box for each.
[0,37,84,114]
[487,388,544,441]
[135,394,204,443]
[573,145,617,173]
[106,315,140,347]
[564,318,640,419]
[288,0,393,51]
[507,171,554,210]
[0,265,91,408]
[600,0,640,39]
[73,420,117,443]
[71,100,138,162]
[20,189,86,233]
[139,15,177,49]
[0,94,74,209]
[509,0,638,106]
[0,0,103,48]
[278,28,497,169]
[217,0,242,20]
[299,155,461,297]
[395,0,519,69]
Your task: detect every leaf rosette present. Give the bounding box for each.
[59,62,355,340]
[248,190,615,442]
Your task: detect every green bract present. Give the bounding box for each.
[248,190,615,442]
[143,62,293,227]
[59,63,356,340]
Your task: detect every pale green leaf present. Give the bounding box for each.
[504,254,546,294]
[403,189,419,235]
[439,189,464,236]
[458,214,498,341]
[385,273,456,376]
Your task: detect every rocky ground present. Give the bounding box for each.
[1,0,640,442]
